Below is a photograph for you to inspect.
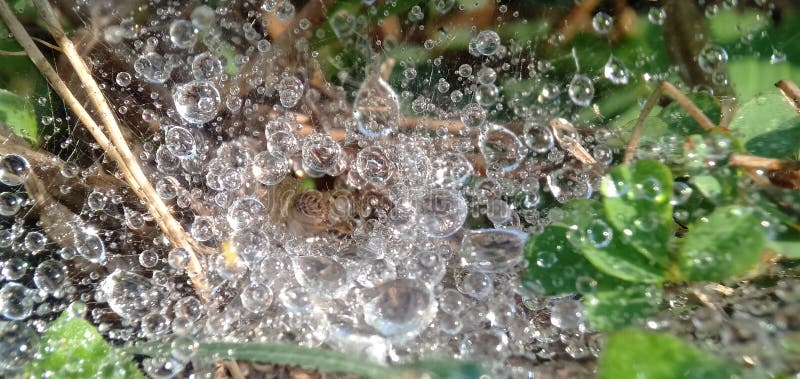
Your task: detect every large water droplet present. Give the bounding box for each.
[292,256,350,299]
[101,270,160,320]
[252,151,288,185]
[169,20,198,49]
[474,30,501,56]
[479,124,527,173]
[568,74,595,107]
[355,145,395,185]
[134,52,172,84]
[164,126,196,158]
[302,133,342,174]
[74,229,106,263]
[0,283,34,320]
[418,189,468,238]
[0,321,38,370]
[460,229,527,272]
[191,52,222,80]
[362,279,436,340]
[603,56,630,85]
[173,80,221,124]
[0,154,30,186]
[278,75,304,108]
[33,259,67,294]
[698,44,729,73]
[354,72,400,138]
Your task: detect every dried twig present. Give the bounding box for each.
[0,0,209,299]
[728,154,800,172]
[624,81,719,164]
[776,79,800,113]
[32,0,209,299]
[659,81,717,132]
[624,85,663,164]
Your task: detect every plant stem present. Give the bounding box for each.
[659,82,717,132]
[35,0,210,299]
[729,154,800,171]
[776,79,800,113]
[197,343,400,379]
[624,85,663,164]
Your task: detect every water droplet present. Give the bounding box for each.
[87,191,107,211]
[138,250,159,268]
[75,230,106,263]
[524,123,555,154]
[169,20,198,49]
[477,66,497,84]
[0,283,35,320]
[604,56,630,85]
[101,270,160,319]
[292,256,350,299]
[0,321,38,370]
[418,189,468,238]
[355,145,395,185]
[240,282,273,314]
[0,154,30,186]
[330,10,356,37]
[115,72,132,87]
[458,272,493,299]
[0,192,21,216]
[252,151,288,185]
[698,44,729,73]
[536,251,557,268]
[278,75,304,108]
[227,196,266,231]
[592,12,613,34]
[362,279,436,340]
[23,231,45,252]
[434,0,456,14]
[191,52,222,80]
[134,52,172,84]
[479,124,527,173]
[173,80,221,124]
[648,7,666,25]
[586,219,613,248]
[460,229,527,272]
[474,30,501,56]
[568,74,595,107]
[302,133,342,174]
[460,103,487,129]
[354,72,399,138]
[771,50,787,64]
[191,5,216,30]
[550,299,584,330]
[164,126,196,158]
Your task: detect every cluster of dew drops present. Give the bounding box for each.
[0,0,796,378]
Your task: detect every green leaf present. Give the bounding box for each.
[579,226,667,283]
[196,342,480,379]
[767,240,800,259]
[558,199,666,283]
[584,282,663,331]
[689,175,722,202]
[728,58,800,103]
[729,92,800,159]
[598,329,742,379]
[600,160,673,266]
[678,205,766,281]
[25,311,144,379]
[523,224,611,294]
[0,88,38,145]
